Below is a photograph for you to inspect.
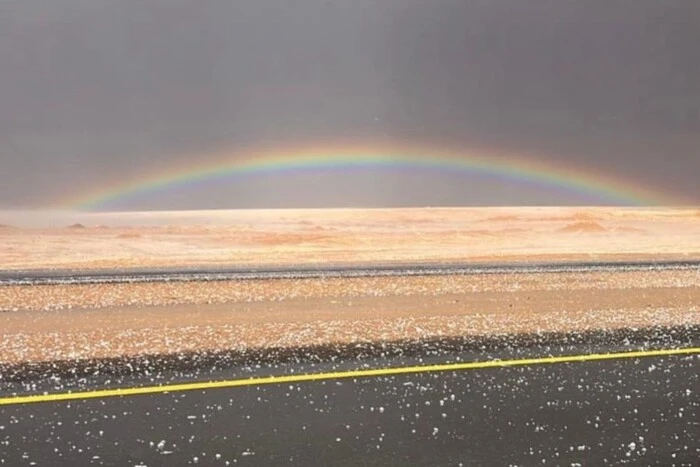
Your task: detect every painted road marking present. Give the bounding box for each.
[1,347,698,407]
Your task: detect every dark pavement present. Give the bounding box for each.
[2,259,698,285]
[1,329,699,466]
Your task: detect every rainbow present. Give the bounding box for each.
[61,143,679,211]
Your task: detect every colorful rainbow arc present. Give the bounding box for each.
[61,145,679,211]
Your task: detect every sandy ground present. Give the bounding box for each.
[1,270,699,365]
[1,207,699,270]
[1,207,699,365]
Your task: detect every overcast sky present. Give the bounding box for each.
[2,0,698,209]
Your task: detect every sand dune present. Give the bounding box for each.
[558,221,608,233]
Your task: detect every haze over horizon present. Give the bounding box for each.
[2,0,698,209]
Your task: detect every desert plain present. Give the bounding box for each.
[1,207,699,365]
[2,206,700,270]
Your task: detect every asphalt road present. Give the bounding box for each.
[1,259,699,285]
[1,331,698,466]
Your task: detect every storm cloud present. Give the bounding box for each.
[1,0,698,208]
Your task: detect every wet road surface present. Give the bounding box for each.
[1,329,698,466]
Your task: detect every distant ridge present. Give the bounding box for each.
[558,221,607,233]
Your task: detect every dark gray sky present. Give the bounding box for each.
[2,0,698,209]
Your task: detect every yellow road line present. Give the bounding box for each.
[1,347,698,407]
